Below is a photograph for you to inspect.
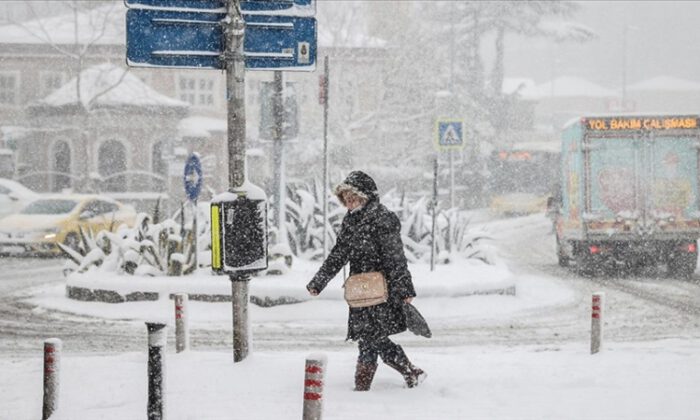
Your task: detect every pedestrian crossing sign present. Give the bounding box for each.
[435,119,465,151]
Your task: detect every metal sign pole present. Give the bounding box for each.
[225,0,250,363]
[193,198,198,270]
[272,70,284,243]
[431,156,438,271]
[322,56,329,259]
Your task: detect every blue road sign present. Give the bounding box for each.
[244,14,316,71]
[126,9,316,70]
[126,9,224,69]
[184,154,203,201]
[435,120,465,151]
[125,0,225,11]
[240,0,315,16]
[125,0,316,16]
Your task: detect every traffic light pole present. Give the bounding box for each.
[225,0,250,363]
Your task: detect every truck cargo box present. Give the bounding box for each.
[552,115,700,277]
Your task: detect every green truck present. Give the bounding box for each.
[550,114,700,277]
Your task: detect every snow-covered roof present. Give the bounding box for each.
[178,116,227,138]
[0,4,124,46]
[38,63,188,109]
[530,76,617,98]
[627,76,700,92]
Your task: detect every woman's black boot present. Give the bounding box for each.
[354,362,378,391]
[384,347,427,388]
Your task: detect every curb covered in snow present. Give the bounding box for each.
[63,257,517,305]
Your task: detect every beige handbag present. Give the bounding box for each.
[343,272,388,308]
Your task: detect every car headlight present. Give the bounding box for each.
[40,228,60,240]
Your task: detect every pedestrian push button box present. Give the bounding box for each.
[211,190,268,275]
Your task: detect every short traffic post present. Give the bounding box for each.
[302,354,327,420]
[146,322,167,420]
[42,338,61,420]
[591,292,605,354]
[174,293,189,353]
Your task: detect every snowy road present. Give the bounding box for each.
[487,214,700,343]
[1,213,699,357]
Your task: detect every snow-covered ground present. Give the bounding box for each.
[3,339,699,419]
[1,214,699,419]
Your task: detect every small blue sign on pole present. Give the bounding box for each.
[435,119,465,151]
[184,153,203,201]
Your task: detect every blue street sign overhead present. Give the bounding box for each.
[125,0,225,11]
[184,153,203,201]
[126,9,224,69]
[126,9,317,71]
[240,0,315,16]
[244,14,316,71]
[124,0,316,17]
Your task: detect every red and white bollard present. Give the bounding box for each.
[174,293,189,353]
[42,338,61,420]
[302,354,327,420]
[591,292,605,354]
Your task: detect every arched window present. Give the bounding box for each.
[152,141,166,190]
[98,140,127,192]
[51,140,71,192]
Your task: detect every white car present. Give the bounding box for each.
[0,178,39,219]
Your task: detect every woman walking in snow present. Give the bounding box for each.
[306,171,426,391]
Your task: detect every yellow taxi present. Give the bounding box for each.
[490,192,549,217]
[0,194,137,256]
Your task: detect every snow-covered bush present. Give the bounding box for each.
[282,178,345,260]
[280,182,496,265]
[60,200,209,276]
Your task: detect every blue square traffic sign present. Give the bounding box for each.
[436,120,465,150]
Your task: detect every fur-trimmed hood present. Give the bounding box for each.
[334,171,379,205]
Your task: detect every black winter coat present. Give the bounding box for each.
[307,199,416,341]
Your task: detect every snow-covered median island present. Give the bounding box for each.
[63,256,516,303]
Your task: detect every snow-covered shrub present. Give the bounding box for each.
[279,182,496,265]
[283,179,344,260]
[60,200,210,276]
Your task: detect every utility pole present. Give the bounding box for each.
[272,70,286,245]
[224,0,250,363]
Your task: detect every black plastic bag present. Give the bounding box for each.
[403,302,431,338]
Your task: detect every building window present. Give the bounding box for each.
[40,71,66,97]
[177,75,215,108]
[0,72,19,105]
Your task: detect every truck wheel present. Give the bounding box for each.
[556,237,569,267]
[668,253,697,279]
[574,246,593,277]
